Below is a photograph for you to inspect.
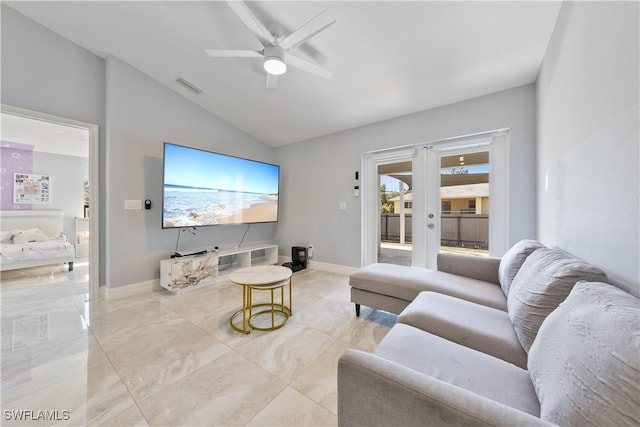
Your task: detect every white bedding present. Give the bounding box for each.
[0,210,75,272]
[0,239,75,266]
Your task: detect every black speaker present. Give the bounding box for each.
[283,246,308,272]
[292,246,308,269]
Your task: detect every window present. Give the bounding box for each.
[468,199,476,210]
[442,201,451,214]
[404,202,412,209]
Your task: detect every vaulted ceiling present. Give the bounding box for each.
[6,1,562,147]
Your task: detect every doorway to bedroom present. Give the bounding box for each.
[0,106,99,300]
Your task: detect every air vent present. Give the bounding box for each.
[176,77,203,95]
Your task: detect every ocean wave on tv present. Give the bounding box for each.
[163,188,276,227]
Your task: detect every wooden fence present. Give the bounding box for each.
[380,214,488,249]
[380,214,413,242]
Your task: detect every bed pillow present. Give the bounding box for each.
[528,281,640,426]
[507,247,607,352]
[12,228,50,244]
[498,239,546,295]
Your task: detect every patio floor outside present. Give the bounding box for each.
[378,242,489,266]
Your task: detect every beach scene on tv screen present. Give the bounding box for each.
[163,144,279,228]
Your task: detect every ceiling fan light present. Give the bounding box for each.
[263,45,287,76]
[264,58,287,75]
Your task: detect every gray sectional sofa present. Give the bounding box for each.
[349,240,546,316]
[339,241,640,426]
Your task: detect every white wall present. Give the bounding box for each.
[537,2,639,294]
[105,57,276,288]
[275,84,537,267]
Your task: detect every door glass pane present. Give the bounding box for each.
[440,151,489,256]
[378,162,412,266]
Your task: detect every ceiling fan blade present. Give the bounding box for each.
[287,54,333,79]
[205,49,263,58]
[266,73,278,89]
[225,0,274,46]
[279,9,336,50]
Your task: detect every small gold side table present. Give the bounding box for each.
[229,265,293,334]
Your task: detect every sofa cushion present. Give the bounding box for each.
[528,281,640,426]
[507,247,607,352]
[374,323,540,417]
[349,263,507,311]
[498,239,546,295]
[398,291,527,369]
[437,252,501,285]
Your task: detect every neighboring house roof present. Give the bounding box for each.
[389,193,413,202]
[389,183,489,201]
[441,183,489,199]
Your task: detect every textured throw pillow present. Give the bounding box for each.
[12,229,49,244]
[498,239,546,295]
[507,247,607,352]
[528,281,640,426]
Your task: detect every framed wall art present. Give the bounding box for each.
[13,173,51,204]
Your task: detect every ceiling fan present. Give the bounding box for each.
[206,0,336,88]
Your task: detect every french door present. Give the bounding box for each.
[362,130,508,268]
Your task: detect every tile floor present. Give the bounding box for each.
[0,262,396,426]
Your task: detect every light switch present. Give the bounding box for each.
[124,200,142,210]
[339,201,347,210]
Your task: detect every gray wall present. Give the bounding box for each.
[12,2,635,294]
[274,84,537,267]
[1,5,277,289]
[0,5,105,127]
[536,2,639,294]
[105,57,276,288]
[33,152,88,238]
[1,4,106,281]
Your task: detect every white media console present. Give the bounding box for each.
[160,244,278,294]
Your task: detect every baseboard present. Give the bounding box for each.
[99,259,358,300]
[308,260,359,276]
[278,255,290,265]
[279,255,358,276]
[100,279,159,300]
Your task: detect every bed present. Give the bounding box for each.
[0,210,75,272]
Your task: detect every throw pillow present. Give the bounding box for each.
[507,247,607,352]
[12,229,49,244]
[498,239,546,295]
[528,281,640,426]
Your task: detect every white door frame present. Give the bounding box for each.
[1,104,100,300]
[362,129,509,268]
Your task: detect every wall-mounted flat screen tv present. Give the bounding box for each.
[162,142,279,228]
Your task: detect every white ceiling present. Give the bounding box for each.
[1,113,89,158]
[5,1,562,148]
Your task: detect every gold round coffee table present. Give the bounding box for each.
[229,265,292,334]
